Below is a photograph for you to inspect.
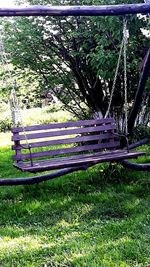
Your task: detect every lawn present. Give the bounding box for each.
[0,132,150,267]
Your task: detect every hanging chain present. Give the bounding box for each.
[0,28,22,127]
[105,17,129,136]
[105,38,124,118]
[0,27,31,154]
[123,17,129,135]
[9,85,22,128]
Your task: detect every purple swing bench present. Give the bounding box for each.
[11,118,144,173]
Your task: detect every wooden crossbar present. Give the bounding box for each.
[0,4,149,17]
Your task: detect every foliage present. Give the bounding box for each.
[0,62,42,108]
[2,0,149,125]
[0,134,150,266]
[0,106,73,132]
[130,125,150,143]
[0,117,12,132]
[0,102,12,132]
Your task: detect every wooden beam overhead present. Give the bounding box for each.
[0,3,149,17]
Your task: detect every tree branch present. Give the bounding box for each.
[0,165,89,186]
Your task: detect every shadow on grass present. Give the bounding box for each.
[0,146,150,266]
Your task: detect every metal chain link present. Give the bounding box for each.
[123,17,129,135]
[105,17,129,136]
[105,38,124,118]
[0,28,21,127]
[0,27,30,149]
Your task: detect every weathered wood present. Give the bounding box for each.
[121,160,150,171]
[12,118,145,173]
[12,118,117,169]
[12,133,113,150]
[0,4,149,17]
[120,138,149,171]
[13,141,120,161]
[12,118,114,133]
[15,149,130,166]
[14,130,22,164]
[15,151,145,172]
[12,124,116,141]
[125,138,149,150]
[0,166,89,186]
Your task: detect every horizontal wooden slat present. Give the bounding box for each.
[12,124,116,141]
[13,141,120,161]
[12,118,115,133]
[17,149,124,167]
[14,151,145,172]
[12,133,114,150]
[20,149,124,164]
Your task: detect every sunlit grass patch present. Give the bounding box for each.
[0,132,150,266]
[0,235,42,254]
[0,132,11,147]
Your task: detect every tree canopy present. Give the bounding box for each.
[2,0,150,131]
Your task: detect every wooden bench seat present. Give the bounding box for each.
[14,150,144,173]
[11,118,145,173]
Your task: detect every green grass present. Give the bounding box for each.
[0,106,74,132]
[0,133,150,267]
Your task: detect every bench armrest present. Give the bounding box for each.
[112,132,129,152]
[20,144,33,166]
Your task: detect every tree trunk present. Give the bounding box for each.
[128,48,150,134]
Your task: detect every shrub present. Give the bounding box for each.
[0,106,74,132]
[130,125,150,143]
[0,117,12,132]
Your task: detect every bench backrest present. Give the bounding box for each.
[12,118,120,164]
